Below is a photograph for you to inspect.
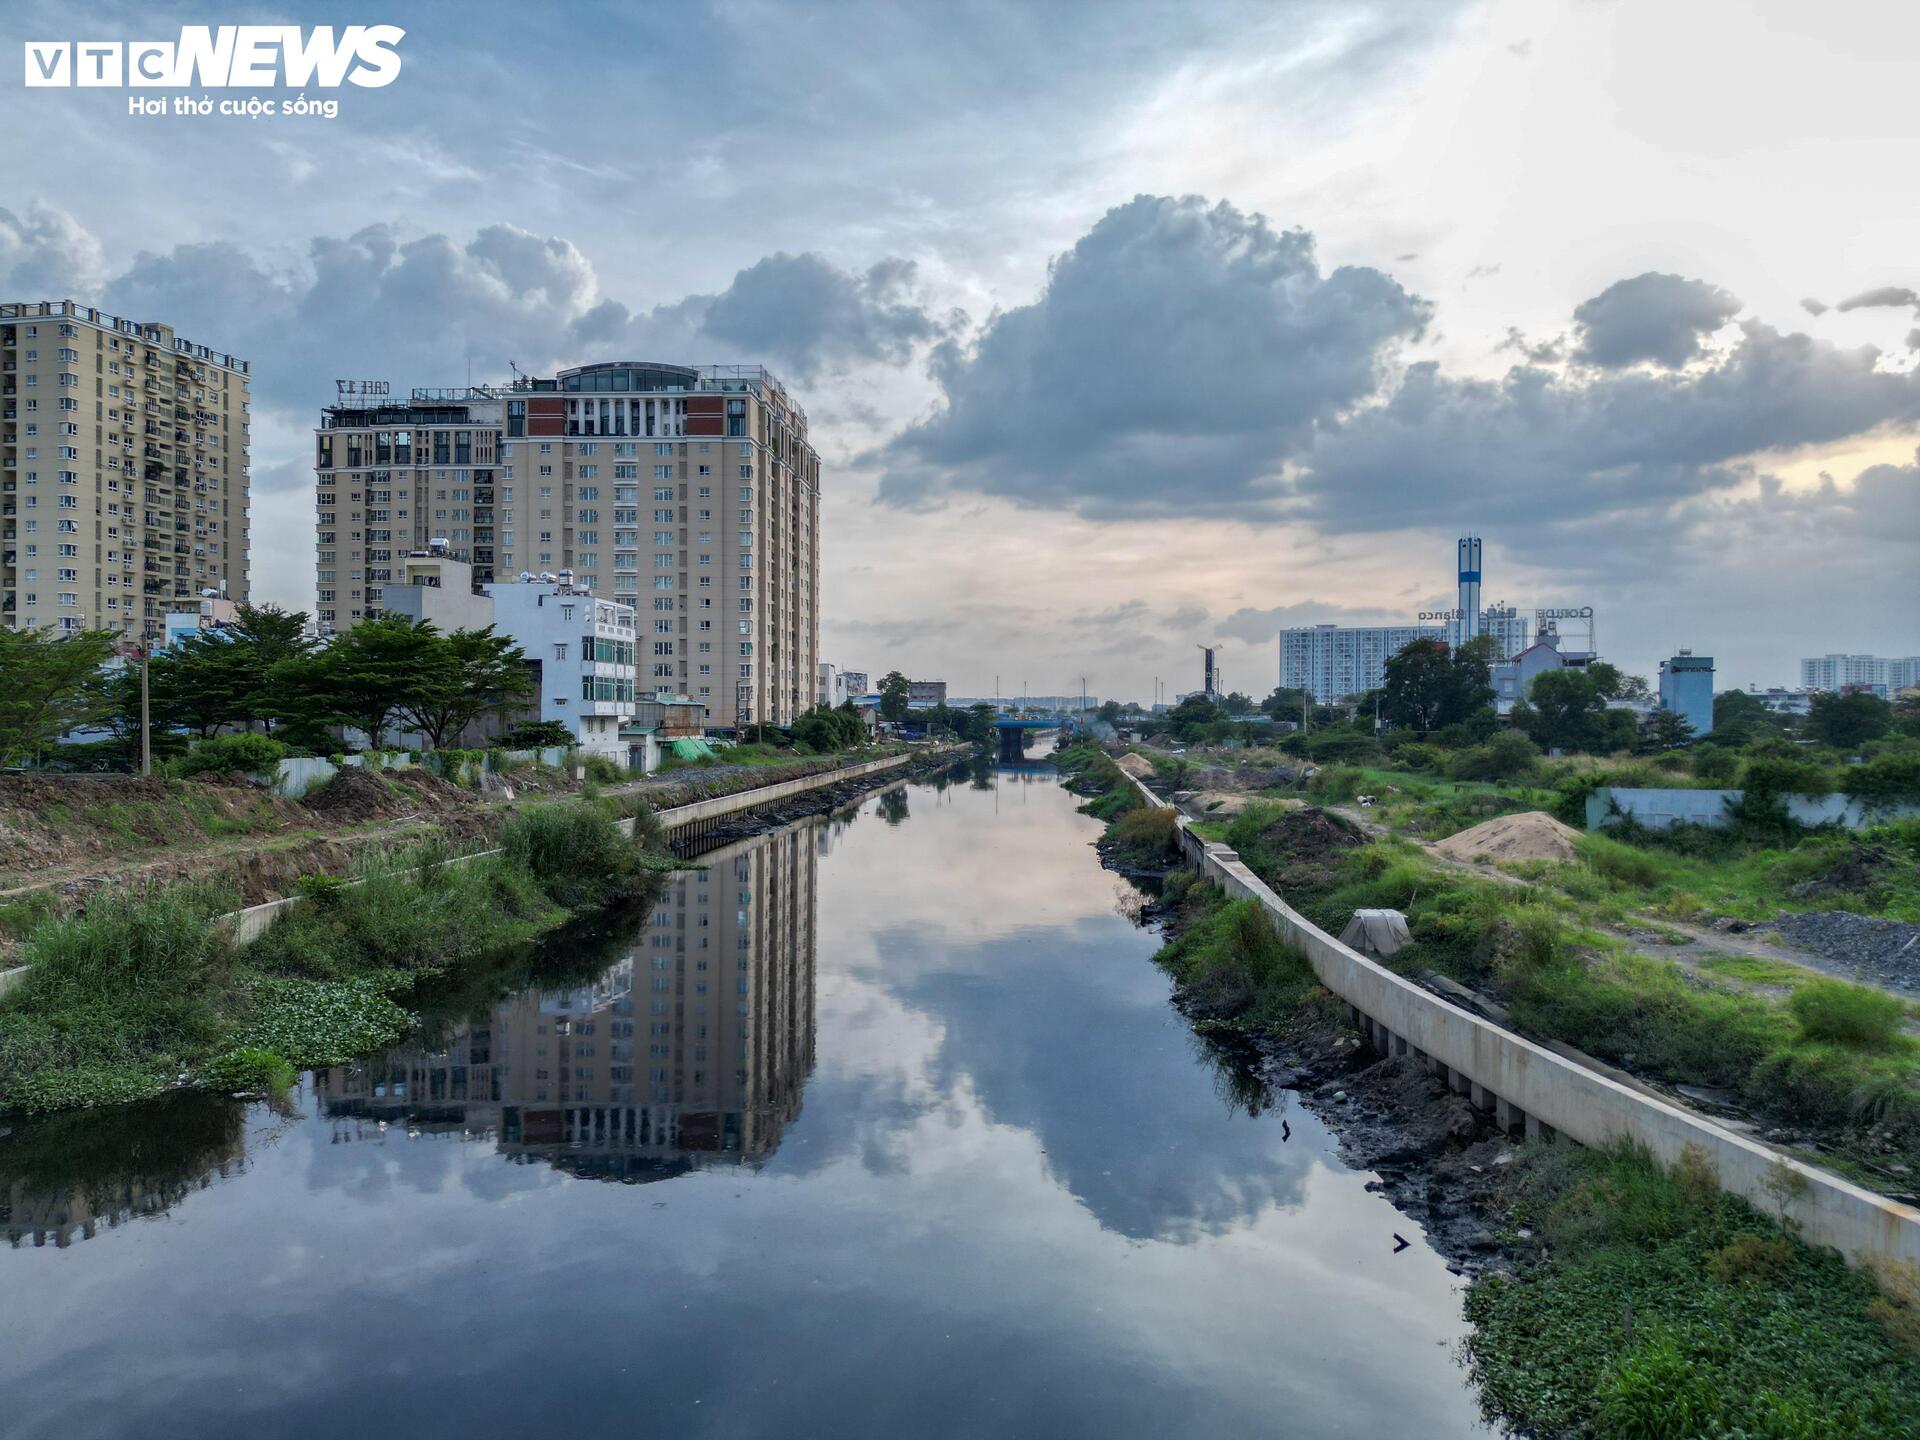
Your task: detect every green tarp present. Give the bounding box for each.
[671,738,718,760]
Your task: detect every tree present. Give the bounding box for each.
[877,670,912,724]
[1262,686,1312,723]
[1520,668,1609,752]
[0,627,117,766]
[1381,639,1455,731]
[967,702,998,742]
[395,626,533,749]
[1639,708,1697,752]
[793,704,868,752]
[1167,692,1223,741]
[1806,690,1892,750]
[300,615,441,748]
[1095,700,1122,725]
[1585,661,1625,699]
[1222,691,1253,714]
[146,630,257,739]
[1639,709,1691,752]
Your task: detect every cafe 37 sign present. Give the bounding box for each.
[24,26,404,117]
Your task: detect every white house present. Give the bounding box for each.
[485,576,638,760]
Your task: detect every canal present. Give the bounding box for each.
[0,762,1484,1439]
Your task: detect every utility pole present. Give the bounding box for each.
[140,640,152,777]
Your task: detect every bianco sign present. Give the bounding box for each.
[24,26,404,88]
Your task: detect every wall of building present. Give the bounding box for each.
[487,580,637,758]
[4,299,249,640]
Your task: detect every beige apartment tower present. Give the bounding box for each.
[316,362,819,728]
[2,299,249,638]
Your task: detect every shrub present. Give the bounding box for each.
[499,803,641,909]
[179,733,287,777]
[582,753,627,786]
[1788,979,1905,1050]
[1692,747,1740,785]
[1742,755,1834,803]
[1448,730,1540,783]
[500,721,573,750]
[1843,752,1920,811]
[1108,805,1179,864]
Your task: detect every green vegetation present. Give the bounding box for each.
[179,732,288,777]
[0,803,664,1115]
[1155,890,1319,1030]
[1468,1143,1920,1439]
[1058,733,1920,1439]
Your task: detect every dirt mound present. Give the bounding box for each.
[1434,811,1581,864]
[300,765,482,823]
[1191,790,1254,817]
[0,773,298,878]
[1114,753,1156,779]
[1787,841,1905,901]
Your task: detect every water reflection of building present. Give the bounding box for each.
[3,1096,249,1248]
[315,824,818,1181]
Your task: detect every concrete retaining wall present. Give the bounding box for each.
[1587,785,1920,831]
[1127,771,1920,1274]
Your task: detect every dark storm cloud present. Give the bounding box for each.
[1570,271,1741,368]
[877,194,1431,517]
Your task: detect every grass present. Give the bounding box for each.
[1202,798,1920,1177]
[1467,1141,1920,1439]
[1105,804,1180,865]
[0,805,664,1115]
[1154,890,1321,1031]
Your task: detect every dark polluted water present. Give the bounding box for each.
[0,764,1485,1439]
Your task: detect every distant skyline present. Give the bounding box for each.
[4,0,1916,700]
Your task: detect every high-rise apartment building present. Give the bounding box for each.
[1800,653,1920,697]
[317,361,819,727]
[3,299,250,638]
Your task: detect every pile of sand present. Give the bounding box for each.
[1189,791,1252,817]
[1433,811,1582,864]
[1114,753,1156,779]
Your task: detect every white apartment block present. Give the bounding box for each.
[4,299,249,638]
[1800,653,1920,696]
[1280,623,1446,702]
[486,579,637,759]
[318,362,818,728]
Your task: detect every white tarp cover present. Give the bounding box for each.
[1338,908,1412,959]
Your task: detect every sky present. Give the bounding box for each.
[4,0,1917,700]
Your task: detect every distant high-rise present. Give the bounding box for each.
[1456,535,1483,648]
[316,361,820,727]
[3,298,251,639]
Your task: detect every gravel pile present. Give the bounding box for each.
[1765,911,1920,993]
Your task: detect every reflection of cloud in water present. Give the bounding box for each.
[868,916,1312,1242]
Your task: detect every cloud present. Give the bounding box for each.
[877,194,1430,517]
[0,202,107,297]
[1291,321,1920,537]
[1571,271,1741,368]
[1801,297,1829,317]
[82,218,947,445]
[1836,285,1920,314]
[1216,599,1417,646]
